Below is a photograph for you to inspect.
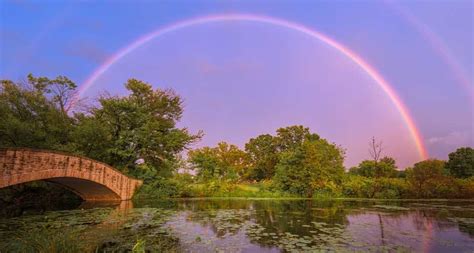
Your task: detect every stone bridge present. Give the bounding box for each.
[0,148,142,201]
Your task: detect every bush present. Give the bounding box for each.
[134,176,180,199]
[342,175,372,198]
[342,176,408,199]
[312,181,343,198]
[372,178,408,199]
[458,178,474,198]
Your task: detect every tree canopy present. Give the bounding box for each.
[349,157,398,178]
[188,142,248,181]
[273,138,344,197]
[446,147,474,178]
[0,76,201,180]
[0,75,75,149]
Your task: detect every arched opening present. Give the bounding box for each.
[0,180,83,217]
[0,177,123,217]
[46,177,122,201]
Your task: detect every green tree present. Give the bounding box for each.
[65,114,111,160]
[26,73,77,115]
[274,138,344,197]
[188,147,220,180]
[75,79,201,178]
[244,134,279,181]
[446,147,474,178]
[275,125,320,151]
[214,142,249,179]
[406,159,448,198]
[0,75,75,149]
[349,157,398,178]
[188,142,248,181]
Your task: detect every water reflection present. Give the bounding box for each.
[130,199,474,252]
[1,199,473,252]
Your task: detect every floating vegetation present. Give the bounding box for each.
[372,205,410,211]
[1,200,473,252]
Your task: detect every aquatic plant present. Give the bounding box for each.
[4,229,88,253]
[132,239,146,253]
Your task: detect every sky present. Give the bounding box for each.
[0,0,472,168]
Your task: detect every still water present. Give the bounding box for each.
[1,199,473,252]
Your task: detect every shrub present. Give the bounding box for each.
[342,176,408,199]
[134,176,180,199]
[342,175,372,198]
[458,178,474,198]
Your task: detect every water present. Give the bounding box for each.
[0,199,473,252]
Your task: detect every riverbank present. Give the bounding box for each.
[133,178,474,200]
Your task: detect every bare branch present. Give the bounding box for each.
[368,137,383,163]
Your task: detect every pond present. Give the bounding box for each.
[0,199,473,252]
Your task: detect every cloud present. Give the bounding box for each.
[193,58,262,75]
[64,41,109,64]
[427,131,472,146]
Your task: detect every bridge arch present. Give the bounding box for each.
[0,148,142,201]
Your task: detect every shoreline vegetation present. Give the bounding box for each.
[1,75,473,211]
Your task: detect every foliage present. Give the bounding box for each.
[188,142,248,181]
[132,239,146,253]
[342,175,408,198]
[242,125,321,182]
[274,125,320,151]
[78,79,201,177]
[1,75,200,178]
[0,75,75,149]
[446,147,474,178]
[134,176,181,199]
[185,180,291,198]
[273,138,344,197]
[245,134,279,181]
[406,159,449,198]
[349,157,398,178]
[458,178,474,198]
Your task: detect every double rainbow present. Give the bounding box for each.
[76,14,429,160]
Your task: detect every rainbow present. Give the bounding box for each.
[76,13,428,160]
[388,1,473,99]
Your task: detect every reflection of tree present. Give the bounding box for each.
[458,222,474,238]
[378,214,385,246]
[133,199,474,249]
[249,200,349,248]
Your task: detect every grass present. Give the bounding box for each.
[183,182,295,198]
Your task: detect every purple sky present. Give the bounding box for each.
[1,0,472,168]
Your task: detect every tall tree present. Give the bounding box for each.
[274,138,344,197]
[446,147,474,178]
[406,159,447,197]
[0,75,75,149]
[188,142,248,181]
[275,125,320,151]
[26,74,77,114]
[74,79,201,178]
[245,134,279,181]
